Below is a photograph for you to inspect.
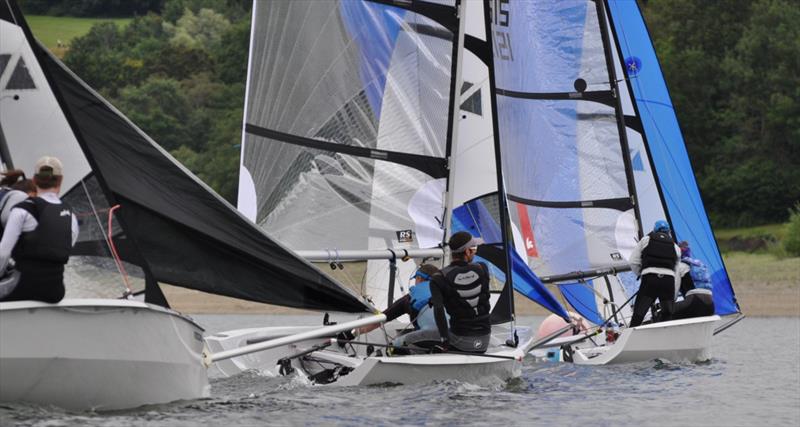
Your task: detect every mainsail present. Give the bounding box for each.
[239,0,457,310]
[1,0,369,313]
[489,0,738,317]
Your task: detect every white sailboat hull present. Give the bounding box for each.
[0,299,209,411]
[569,316,720,365]
[316,348,524,386]
[206,323,530,386]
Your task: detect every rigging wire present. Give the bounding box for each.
[80,179,129,296]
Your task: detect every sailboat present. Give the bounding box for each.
[0,0,371,410]
[205,0,574,385]
[489,0,743,364]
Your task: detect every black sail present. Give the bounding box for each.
[2,0,370,313]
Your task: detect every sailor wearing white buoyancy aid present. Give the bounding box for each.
[672,241,715,320]
[0,157,78,303]
[628,220,681,327]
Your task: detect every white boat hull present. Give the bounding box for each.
[0,299,209,411]
[569,316,720,365]
[205,323,530,386]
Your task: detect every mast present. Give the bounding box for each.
[602,0,675,237]
[482,0,515,324]
[441,0,466,256]
[594,0,643,239]
[0,120,13,170]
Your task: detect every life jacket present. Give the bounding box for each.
[641,231,677,270]
[409,280,432,312]
[432,262,491,336]
[11,197,73,264]
[682,256,712,290]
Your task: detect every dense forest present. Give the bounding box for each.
[19,0,800,227]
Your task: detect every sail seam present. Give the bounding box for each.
[245,123,448,179]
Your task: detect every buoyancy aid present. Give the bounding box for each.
[432,262,491,336]
[642,231,677,270]
[409,281,432,312]
[682,256,712,290]
[12,197,72,264]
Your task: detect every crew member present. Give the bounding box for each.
[354,263,442,337]
[628,220,680,327]
[429,231,492,353]
[0,157,78,303]
[673,241,715,319]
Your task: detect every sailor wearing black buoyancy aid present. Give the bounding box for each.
[0,157,78,303]
[672,241,715,320]
[628,220,681,327]
[429,231,492,353]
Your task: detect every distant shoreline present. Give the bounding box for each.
[161,279,799,318]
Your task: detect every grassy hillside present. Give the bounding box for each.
[26,15,131,57]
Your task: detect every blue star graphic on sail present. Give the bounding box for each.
[625,56,642,76]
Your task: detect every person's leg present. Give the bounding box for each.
[394,328,442,353]
[630,277,656,327]
[448,332,491,353]
[672,296,692,320]
[699,294,716,316]
[656,275,676,322]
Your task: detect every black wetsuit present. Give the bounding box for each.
[430,261,491,352]
[3,197,72,303]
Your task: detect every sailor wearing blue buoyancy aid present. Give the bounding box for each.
[673,241,715,320]
[628,220,681,327]
[352,264,444,341]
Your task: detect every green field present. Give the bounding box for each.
[26,15,131,55]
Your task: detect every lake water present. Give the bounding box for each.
[2,315,798,427]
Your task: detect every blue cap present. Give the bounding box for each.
[654,220,670,233]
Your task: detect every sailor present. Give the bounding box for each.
[353,263,443,339]
[628,220,680,327]
[673,241,715,319]
[0,157,78,303]
[428,231,492,353]
[0,169,36,229]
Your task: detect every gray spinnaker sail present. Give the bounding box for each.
[238,0,459,309]
[1,0,370,313]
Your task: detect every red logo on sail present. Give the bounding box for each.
[516,204,538,257]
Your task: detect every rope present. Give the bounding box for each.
[106,205,132,296]
[81,180,129,295]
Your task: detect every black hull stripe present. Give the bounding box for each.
[245,123,448,179]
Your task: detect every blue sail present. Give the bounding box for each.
[558,282,605,326]
[452,200,570,320]
[606,1,739,315]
